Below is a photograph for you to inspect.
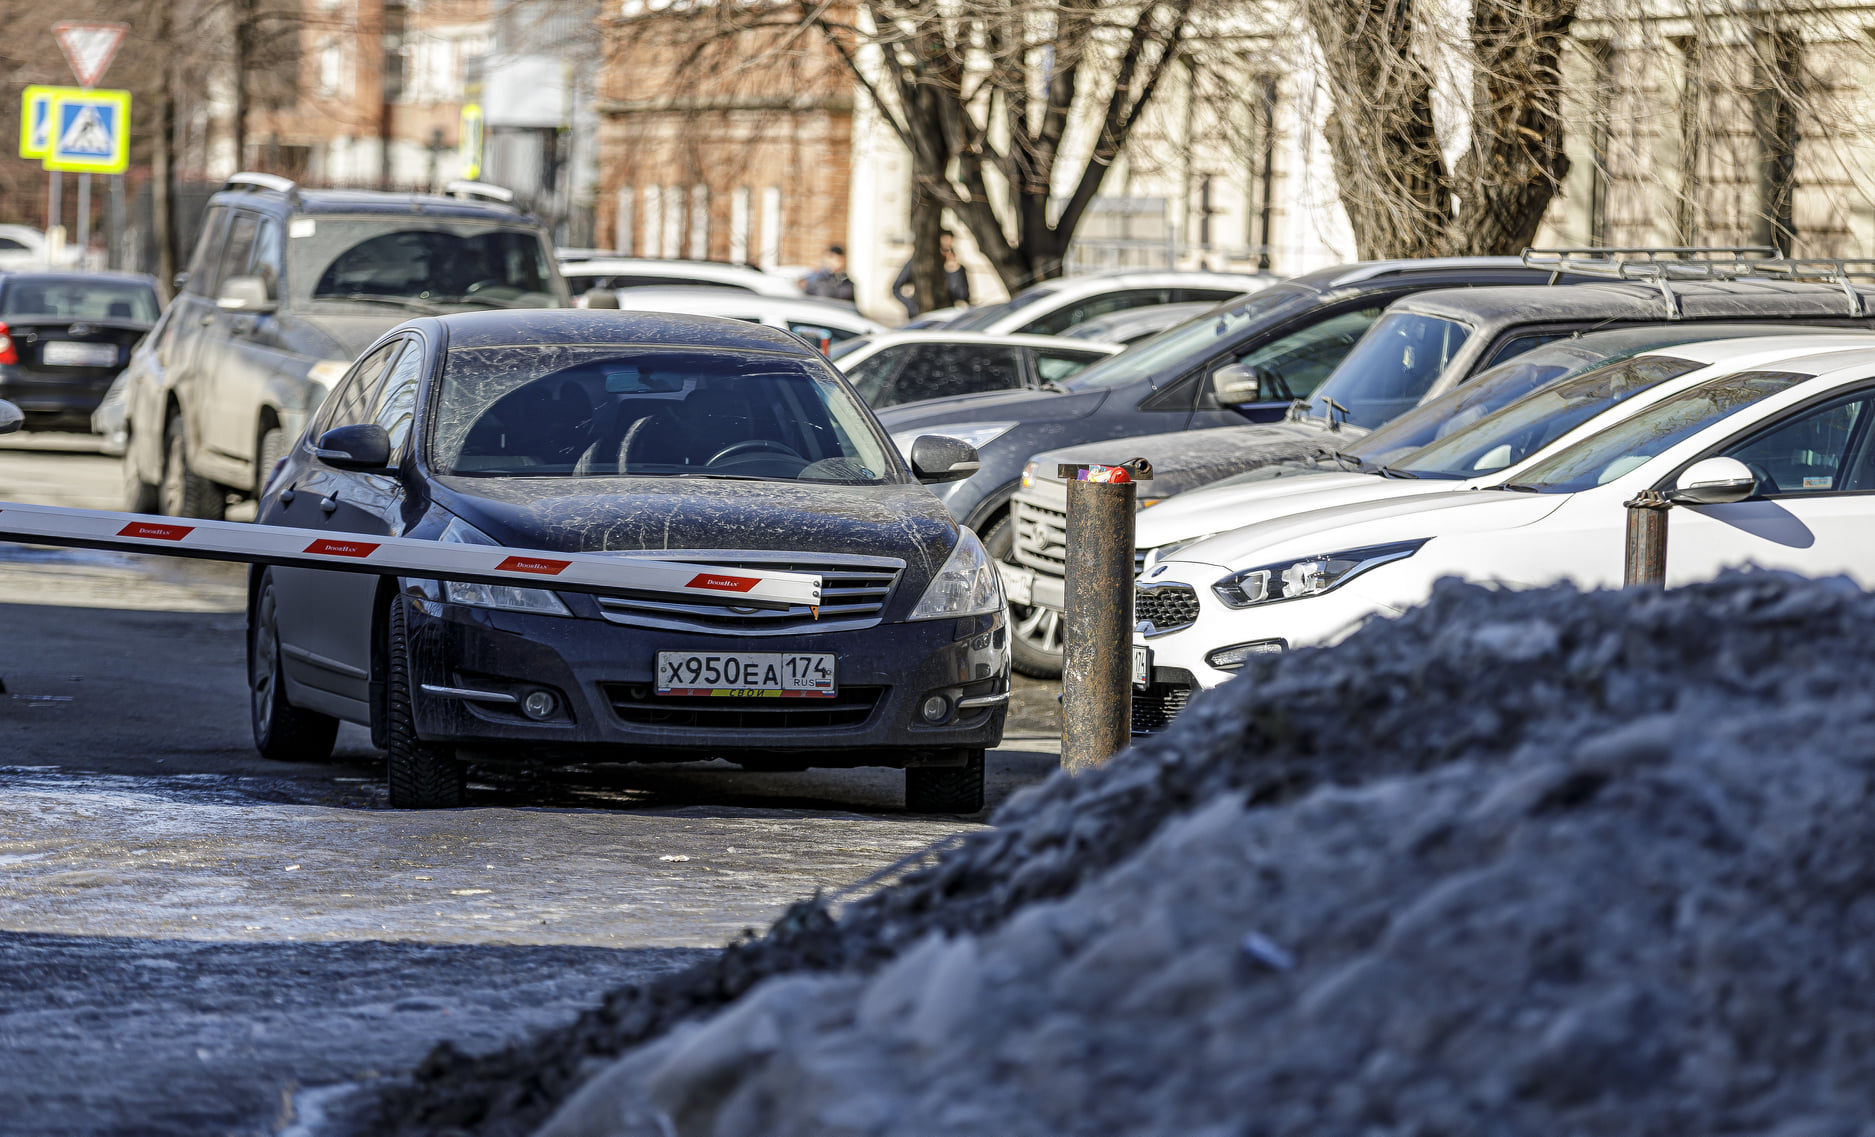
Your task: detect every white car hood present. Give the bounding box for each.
[1158,488,1568,572]
[1136,471,1438,549]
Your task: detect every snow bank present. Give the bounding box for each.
[377,571,1875,1136]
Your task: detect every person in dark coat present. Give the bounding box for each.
[803,245,856,301]
[893,231,970,317]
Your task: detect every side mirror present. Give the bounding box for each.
[313,423,392,471]
[0,399,21,435]
[1211,362,1270,406]
[217,274,277,313]
[172,271,190,291]
[584,288,619,310]
[1666,456,1756,505]
[909,434,981,484]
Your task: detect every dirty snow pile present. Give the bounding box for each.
[372,572,1875,1136]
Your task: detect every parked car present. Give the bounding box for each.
[833,331,1121,409]
[0,224,51,270]
[874,257,1588,676]
[595,287,883,351]
[1136,341,1875,721]
[249,310,1008,812]
[0,271,159,433]
[941,271,1274,337]
[564,257,805,302]
[1004,276,1875,675]
[1057,302,1217,345]
[1005,320,1875,675]
[121,173,568,519]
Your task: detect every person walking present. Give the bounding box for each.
[803,245,856,301]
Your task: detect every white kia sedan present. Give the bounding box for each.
[1134,343,1875,718]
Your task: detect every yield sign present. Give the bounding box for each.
[52,21,128,89]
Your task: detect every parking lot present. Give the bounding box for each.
[0,434,1061,1135]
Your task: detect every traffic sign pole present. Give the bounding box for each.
[76,173,90,263]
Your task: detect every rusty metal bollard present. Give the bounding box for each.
[1059,458,1152,773]
[1623,490,1672,587]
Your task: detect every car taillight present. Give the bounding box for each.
[0,322,15,365]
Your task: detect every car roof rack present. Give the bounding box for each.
[443,180,516,204]
[222,171,299,199]
[1517,246,1875,318]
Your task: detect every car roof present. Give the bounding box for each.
[425,310,823,355]
[608,288,880,326]
[1288,257,1535,290]
[562,258,771,276]
[211,184,541,224]
[852,330,1123,351]
[0,270,157,286]
[1012,270,1274,298]
[1392,279,1875,324]
[1521,321,1866,358]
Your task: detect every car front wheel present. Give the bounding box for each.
[160,414,225,519]
[385,596,465,809]
[905,749,985,814]
[982,515,1062,679]
[249,569,339,762]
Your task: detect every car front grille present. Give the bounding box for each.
[1132,682,1192,734]
[1014,498,1149,578]
[594,553,903,635]
[1134,583,1200,634]
[602,684,886,729]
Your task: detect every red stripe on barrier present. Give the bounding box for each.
[496,555,571,576]
[686,573,759,593]
[304,538,380,558]
[117,521,194,541]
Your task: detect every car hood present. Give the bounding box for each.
[1030,419,1359,497]
[1136,472,1435,549]
[285,311,413,361]
[876,386,1107,430]
[1159,488,1569,572]
[430,475,961,588]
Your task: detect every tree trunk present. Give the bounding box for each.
[232,0,255,172]
[1445,0,1578,255]
[1306,0,1450,258]
[909,176,947,313]
[152,4,178,300]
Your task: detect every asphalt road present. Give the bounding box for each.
[0,438,1064,1136]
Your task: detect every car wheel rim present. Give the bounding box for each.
[1014,604,1061,654]
[251,590,279,731]
[161,436,183,515]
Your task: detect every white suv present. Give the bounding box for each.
[942,271,1273,338]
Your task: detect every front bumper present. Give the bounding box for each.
[403,594,1010,767]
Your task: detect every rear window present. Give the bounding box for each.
[0,278,159,322]
[430,344,899,484]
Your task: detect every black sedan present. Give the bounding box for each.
[248,310,1009,811]
[0,271,159,432]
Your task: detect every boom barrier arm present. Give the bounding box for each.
[0,500,823,612]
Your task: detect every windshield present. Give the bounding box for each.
[946,287,1058,331]
[1306,312,1471,427]
[1061,284,1314,392]
[430,345,899,483]
[2,278,158,322]
[1510,370,1811,493]
[1390,355,1704,479]
[290,217,559,311]
[1342,348,1606,466]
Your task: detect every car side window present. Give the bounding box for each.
[1724,393,1871,495]
[1481,331,1573,370]
[1020,289,1173,337]
[184,206,228,295]
[1174,287,1249,304]
[845,349,904,405]
[315,340,403,437]
[1220,306,1385,401]
[1032,348,1108,383]
[249,217,285,301]
[216,213,260,298]
[371,339,427,459]
[887,343,1023,405]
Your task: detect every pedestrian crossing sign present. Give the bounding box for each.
[18,85,83,160]
[43,89,129,174]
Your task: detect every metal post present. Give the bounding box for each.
[1059,459,1152,773]
[48,170,61,237]
[108,175,124,270]
[76,174,91,265]
[1623,490,1672,587]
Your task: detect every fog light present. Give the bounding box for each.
[921,694,951,723]
[1205,640,1286,672]
[522,691,557,721]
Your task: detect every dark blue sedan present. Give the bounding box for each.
[248,311,1009,811]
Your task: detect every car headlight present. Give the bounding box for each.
[437,516,572,616]
[307,359,352,411]
[889,422,1016,461]
[909,527,1004,620]
[1210,539,1426,609]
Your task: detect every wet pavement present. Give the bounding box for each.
[0,442,1063,1136]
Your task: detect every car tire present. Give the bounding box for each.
[255,426,289,498]
[160,414,226,519]
[122,446,159,513]
[249,569,339,762]
[385,596,465,809]
[905,749,985,814]
[983,515,1063,679]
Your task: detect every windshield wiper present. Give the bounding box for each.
[1493,483,1541,493]
[1375,465,1420,479]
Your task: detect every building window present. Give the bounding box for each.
[615,186,634,257]
[662,186,684,258]
[689,185,709,259]
[317,37,348,99]
[760,187,781,269]
[642,186,662,258]
[730,187,751,264]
